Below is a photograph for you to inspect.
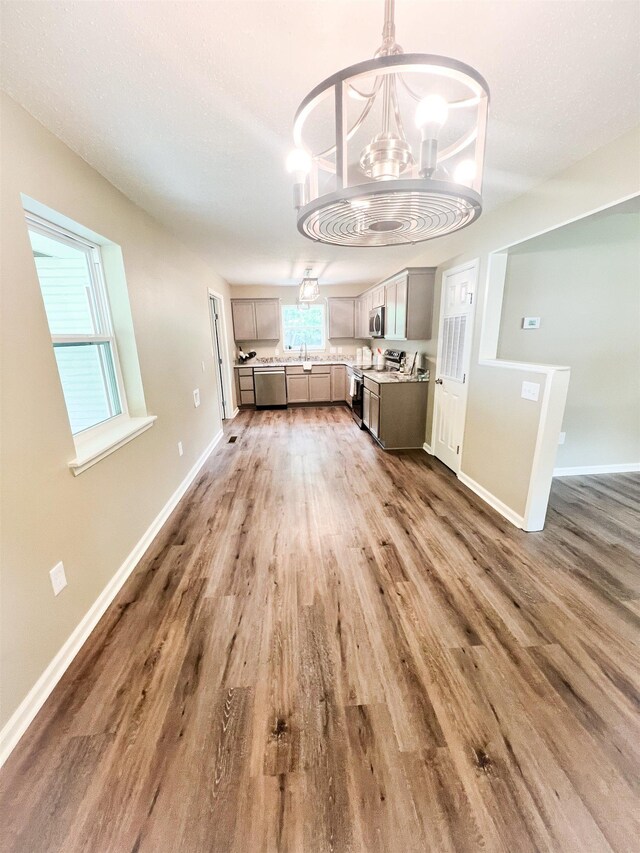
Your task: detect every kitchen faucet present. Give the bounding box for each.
[299,341,308,360]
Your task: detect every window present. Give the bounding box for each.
[281,303,326,352]
[27,215,126,435]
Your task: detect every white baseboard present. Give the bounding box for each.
[0,429,224,768]
[422,442,434,455]
[229,407,239,419]
[553,462,640,477]
[458,471,525,530]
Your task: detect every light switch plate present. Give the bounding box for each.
[193,388,200,408]
[178,441,184,456]
[558,432,566,445]
[522,316,541,330]
[201,361,206,373]
[50,561,67,596]
[521,381,540,402]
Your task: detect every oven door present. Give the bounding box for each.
[351,376,364,427]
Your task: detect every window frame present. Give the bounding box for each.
[281,302,327,353]
[26,212,130,439]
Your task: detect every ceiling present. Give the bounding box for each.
[2,1,639,287]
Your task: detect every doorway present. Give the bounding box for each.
[433,260,478,473]
[208,293,230,421]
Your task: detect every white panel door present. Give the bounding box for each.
[433,263,477,473]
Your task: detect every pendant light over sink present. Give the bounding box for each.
[286,0,489,247]
[297,267,320,303]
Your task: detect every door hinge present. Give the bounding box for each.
[469,293,473,305]
[218,358,223,365]
[463,373,466,384]
[456,445,460,455]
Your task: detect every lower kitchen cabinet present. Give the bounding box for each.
[286,374,309,403]
[330,365,346,401]
[309,373,331,402]
[363,376,427,449]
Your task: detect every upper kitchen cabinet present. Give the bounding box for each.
[383,268,435,341]
[328,298,355,338]
[231,298,280,341]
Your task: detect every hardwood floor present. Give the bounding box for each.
[1,406,639,852]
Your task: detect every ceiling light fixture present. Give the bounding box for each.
[298,268,320,303]
[286,0,489,247]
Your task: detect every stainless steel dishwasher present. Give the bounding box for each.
[253,366,287,408]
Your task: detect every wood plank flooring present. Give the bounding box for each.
[1,406,639,852]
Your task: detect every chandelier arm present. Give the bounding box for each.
[347,76,383,101]
[315,92,378,159]
[390,75,408,143]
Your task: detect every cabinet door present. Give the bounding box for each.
[286,375,309,403]
[358,297,367,337]
[255,300,280,340]
[395,276,408,339]
[369,392,380,438]
[231,301,257,341]
[328,299,355,338]
[308,374,331,402]
[385,281,397,339]
[331,366,346,401]
[362,387,371,428]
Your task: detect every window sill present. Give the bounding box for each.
[69,415,157,476]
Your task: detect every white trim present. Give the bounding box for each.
[0,429,224,768]
[229,407,239,419]
[523,369,570,531]
[554,462,640,477]
[458,471,525,529]
[423,442,434,455]
[208,289,235,419]
[432,258,479,474]
[69,415,157,475]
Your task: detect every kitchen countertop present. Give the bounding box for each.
[234,359,428,383]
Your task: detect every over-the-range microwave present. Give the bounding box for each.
[369,306,385,337]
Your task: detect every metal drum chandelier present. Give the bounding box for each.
[286,0,489,247]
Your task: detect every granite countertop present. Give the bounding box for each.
[234,358,428,383]
[361,368,429,384]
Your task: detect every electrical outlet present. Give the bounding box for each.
[49,561,67,596]
[193,388,200,408]
[558,431,566,445]
[521,381,540,402]
[178,441,184,456]
[522,316,541,330]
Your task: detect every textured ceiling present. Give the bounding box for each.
[2,1,639,286]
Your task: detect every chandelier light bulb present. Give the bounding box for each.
[415,95,449,132]
[454,159,477,186]
[286,148,312,176]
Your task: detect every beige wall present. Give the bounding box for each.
[228,283,370,358]
[0,93,232,729]
[403,126,640,516]
[498,207,640,469]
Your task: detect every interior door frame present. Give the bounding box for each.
[432,258,479,473]
[208,289,235,420]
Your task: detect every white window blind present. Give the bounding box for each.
[27,216,125,435]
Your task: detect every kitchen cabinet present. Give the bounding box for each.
[362,374,428,448]
[285,364,332,403]
[385,268,434,340]
[286,374,309,403]
[231,299,280,341]
[331,365,346,401]
[309,373,331,402]
[255,299,280,340]
[328,298,355,339]
[362,386,371,428]
[369,389,380,438]
[235,367,255,406]
[371,285,386,309]
[231,300,256,341]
